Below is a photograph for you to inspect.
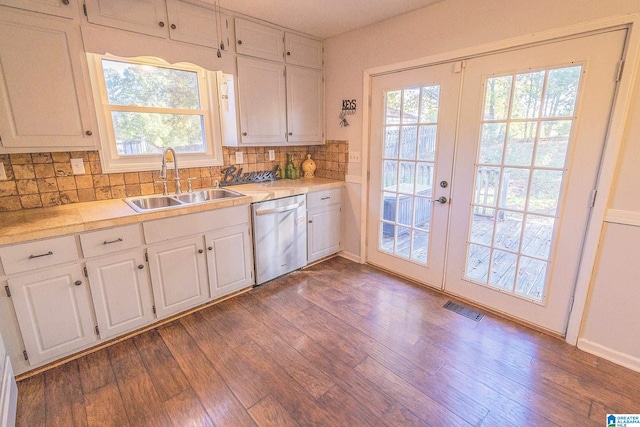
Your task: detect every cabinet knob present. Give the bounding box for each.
[242,132,247,136]
[198,249,204,254]
[288,132,293,136]
[171,24,176,30]
[74,280,82,286]
[208,246,213,251]
[138,264,144,270]
[62,0,70,4]
[237,40,243,45]
[159,21,165,27]
[85,130,93,136]
[287,51,291,56]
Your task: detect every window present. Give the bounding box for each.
[88,54,224,172]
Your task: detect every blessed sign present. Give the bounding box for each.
[219,165,280,186]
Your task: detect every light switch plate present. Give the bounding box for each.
[0,162,6,180]
[70,158,86,175]
[349,151,361,162]
[235,151,244,164]
[268,150,275,161]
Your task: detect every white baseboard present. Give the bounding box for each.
[578,338,640,373]
[339,251,362,263]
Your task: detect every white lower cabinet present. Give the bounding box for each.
[146,235,209,319]
[85,250,154,340]
[307,188,342,262]
[205,224,253,299]
[7,264,97,365]
[0,329,17,427]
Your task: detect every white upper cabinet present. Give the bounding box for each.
[285,32,322,69]
[84,0,227,49]
[0,8,97,152]
[84,0,168,38]
[235,17,283,62]
[0,0,79,19]
[237,56,287,145]
[287,66,323,143]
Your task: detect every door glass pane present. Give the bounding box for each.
[536,121,571,167]
[464,65,582,302]
[504,122,536,166]
[511,71,544,119]
[384,126,400,158]
[479,123,506,165]
[385,91,401,124]
[543,66,581,117]
[400,126,418,159]
[483,76,512,120]
[378,85,441,264]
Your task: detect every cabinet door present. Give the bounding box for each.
[8,264,97,365]
[287,66,324,144]
[85,250,154,340]
[0,355,17,427]
[165,0,225,49]
[235,18,283,62]
[308,205,341,262]
[147,236,208,319]
[0,0,78,18]
[237,56,287,145]
[285,33,322,69]
[84,0,168,38]
[0,9,97,151]
[205,224,253,299]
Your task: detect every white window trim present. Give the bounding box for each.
[87,53,225,173]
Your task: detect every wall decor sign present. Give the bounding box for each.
[220,164,280,186]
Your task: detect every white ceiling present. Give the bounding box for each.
[197,0,443,39]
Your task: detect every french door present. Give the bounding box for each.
[367,29,627,334]
[367,63,461,286]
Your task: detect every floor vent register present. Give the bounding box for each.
[443,301,484,322]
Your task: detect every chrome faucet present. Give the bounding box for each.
[159,147,183,194]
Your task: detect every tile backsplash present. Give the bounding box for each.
[0,141,348,212]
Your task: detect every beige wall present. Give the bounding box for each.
[324,0,640,367]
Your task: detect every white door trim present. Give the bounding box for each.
[359,13,640,345]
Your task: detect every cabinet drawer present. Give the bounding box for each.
[0,235,78,275]
[80,224,144,258]
[307,188,342,209]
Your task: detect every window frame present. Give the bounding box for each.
[87,53,224,173]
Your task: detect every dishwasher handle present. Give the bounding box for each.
[255,200,305,216]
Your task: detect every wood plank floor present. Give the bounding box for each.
[16,257,640,426]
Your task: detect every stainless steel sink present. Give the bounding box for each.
[124,188,243,212]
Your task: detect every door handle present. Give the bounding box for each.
[432,196,448,204]
[255,200,305,216]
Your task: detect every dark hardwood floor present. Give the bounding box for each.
[16,256,640,426]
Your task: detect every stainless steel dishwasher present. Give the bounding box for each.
[252,194,307,285]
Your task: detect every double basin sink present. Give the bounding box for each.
[124,188,244,212]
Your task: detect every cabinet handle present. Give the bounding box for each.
[242,132,247,136]
[85,130,93,136]
[28,251,53,259]
[237,40,243,45]
[74,280,82,286]
[62,0,70,5]
[289,132,293,136]
[287,51,291,56]
[138,264,144,270]
[308,220,313,223]
[198,249,204,254]
[159,21,165,27]
[208,246,213,251]
[103,238,123,245]
[171,24,176,29]
[321,196,331,200]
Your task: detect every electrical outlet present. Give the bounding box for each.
[235,151,244,164]
[268,150,275,161]
[70,158,86,175]
[349,151,361,162]
[0,162,6,180]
